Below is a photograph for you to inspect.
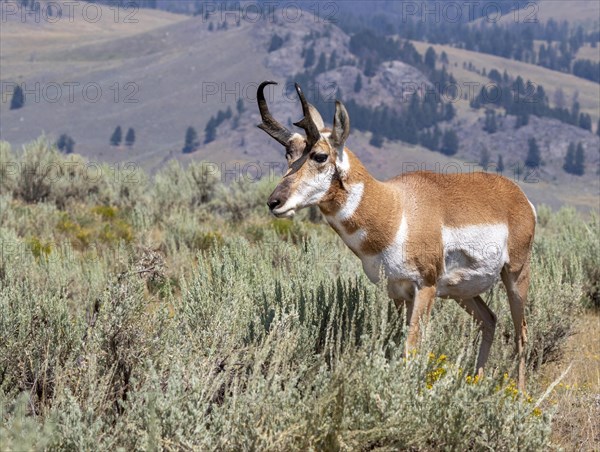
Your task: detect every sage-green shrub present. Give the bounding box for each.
[1,139,597,450]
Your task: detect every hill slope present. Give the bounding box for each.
[1,4,598,211]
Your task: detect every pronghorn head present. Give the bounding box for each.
[257,81,350,218]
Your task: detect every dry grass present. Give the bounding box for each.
[542,311,600,450]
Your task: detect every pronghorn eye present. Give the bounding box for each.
[313,154,328,163]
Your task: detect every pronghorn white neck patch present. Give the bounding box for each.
[337,182,364,221]
[324,182,365,254]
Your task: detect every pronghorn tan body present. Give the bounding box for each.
[257,81,536,390]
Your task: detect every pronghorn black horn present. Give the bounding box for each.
[293,83,321,147]
[257,80,293,146]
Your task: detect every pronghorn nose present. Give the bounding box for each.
[267,198,281,210]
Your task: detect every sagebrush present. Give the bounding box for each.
[1,140,598,450]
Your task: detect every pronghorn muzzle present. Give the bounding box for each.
[266,176,294,217]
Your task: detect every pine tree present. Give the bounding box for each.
[328,50,337,70]
[56,134,67,152]
[125,128,135,147]
[440,51,449,65]
[183,126,200,153]
[497,154,504,173]
[403,117,419,144]
[440,129,459,156]
[315,53,327,74]
[10,85,25,110]
[364,58,376,77]
[66,136,75,154]
[574,142,585,175]
[525,137,540,168]
[571,99,580,125]
[424,47,436,70]
[479,146,490,170]
[56,134,75,154]
[515,112,529,129]
[236,98,245,115]
[268,34,284,52]
[369,133,383,148]
[563,142,576,173]
[553,87,566,108]
[303,46,315,68]
[488,69,502,83]
[110,126,122,146]
[354,74,363,93]
[408,94,421,126]
[432,125,441,150]
[578,113,592,131]
[444,103,456,121]
[483,109,497,133]
[204,118,217,144]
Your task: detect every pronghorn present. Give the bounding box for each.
[257,81,536,390]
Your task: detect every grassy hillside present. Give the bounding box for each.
[411,40,600,121]
[576,42,600,61]
[0,7,186,80]
[537,0,600,27]
[1,9,275,169]
[2,4,598,213]
[475,1,600,30]
[407,40,599,210]
[1,139,599,450]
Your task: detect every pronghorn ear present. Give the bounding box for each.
[332,101,351,182]
[331,100,350,150]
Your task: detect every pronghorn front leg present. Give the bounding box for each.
[404,286,436,357]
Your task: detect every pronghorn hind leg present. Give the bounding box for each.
[455,295,497,379]
[501,262,531,392]
[404,286,436,358]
